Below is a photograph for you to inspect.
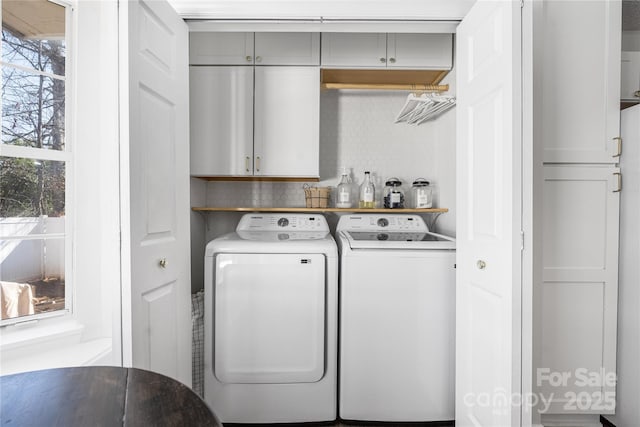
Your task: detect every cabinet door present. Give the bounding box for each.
[189,32,254,65]
[255,32,320,65]
[387,33,453,69]
[621,51,640,101]
[189,67,254,176]
[537,165,619,414]
[539,1,621,163]
[254,67,319,177]
[320,33,387,67]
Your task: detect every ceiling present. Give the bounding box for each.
[623,0,640,31]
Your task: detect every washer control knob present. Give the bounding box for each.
[377,218,389,227]
[277,217,289,227]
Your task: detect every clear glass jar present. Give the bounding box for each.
[383,178,405,209]
[411,178,432,208]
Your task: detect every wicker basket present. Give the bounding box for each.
[303,185,331,208]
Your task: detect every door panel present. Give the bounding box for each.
[537,165,619,413]
[121,0,191,385]
[214,253,325,384]
[189,66,254,176]
[540,1,621,163]
[456,2,522,426]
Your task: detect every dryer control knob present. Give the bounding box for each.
[377,218,389,227]
[277,217,289,227]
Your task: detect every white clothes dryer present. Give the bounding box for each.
[204,213,338,423]
[336,214,456,422]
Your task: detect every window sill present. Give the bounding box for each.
[1,319,113,375]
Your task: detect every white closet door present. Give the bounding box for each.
[538,165,619,414]
[456,1,524,426]
[540,1,621,163]
[253,67,319,177]
[215,253,325,384]
[120,0,191,385]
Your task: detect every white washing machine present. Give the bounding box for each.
[204,213,338,423]
[336,214,456,422]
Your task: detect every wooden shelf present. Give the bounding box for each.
[321,69,450,91]
[192,207,448,213]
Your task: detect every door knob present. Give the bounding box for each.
[389,57,396,64]
[159,258,167,269]
[379,57,386,63]
[634,90,640,98]
[255,56,262,63]
[246,55,252,62]
[476,260,486,270]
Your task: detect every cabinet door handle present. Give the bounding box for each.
[476,260,487,270]
[255,56,262,63]
[613,172,622,193]
[634,90,640,98]
[246,55,252,62]
[245,156,250,172]
[613,137,622,158]
[389,57,396,64]
[379,57,386,63]
[255,156,261,172]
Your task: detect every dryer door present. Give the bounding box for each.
[214,253,326,384]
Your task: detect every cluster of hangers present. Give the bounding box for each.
[395,92,456,125]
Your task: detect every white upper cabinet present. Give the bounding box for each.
[254,32,320,65]
[190,32,254,65]
[254,67,320,177]
[190,67,254,176]
[621,51,640,101]
[386,33,452,69]
[189,32,320,66]
[321,33,387,67]
[539,1,621,163]
[321,33,452,69]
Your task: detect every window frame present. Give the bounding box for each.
[0,0,74,327]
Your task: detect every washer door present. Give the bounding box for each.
[214,253,326,384]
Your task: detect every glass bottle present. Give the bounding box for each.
[336,168,352,208]
[359,171,375,208]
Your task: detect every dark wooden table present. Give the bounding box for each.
[0,366,221,426]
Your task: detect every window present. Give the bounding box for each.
[1,0,70,324]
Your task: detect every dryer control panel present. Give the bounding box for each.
[237,214,329,232]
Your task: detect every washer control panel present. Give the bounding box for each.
[336,214,428,232]
[237,214,329,232]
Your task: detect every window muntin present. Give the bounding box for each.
[1,0,70,324]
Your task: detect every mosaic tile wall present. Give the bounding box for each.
[202,89,457,233]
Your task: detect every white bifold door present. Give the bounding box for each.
[456,1,526,426]
[214,253,326,384]
[119,0,191,385]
